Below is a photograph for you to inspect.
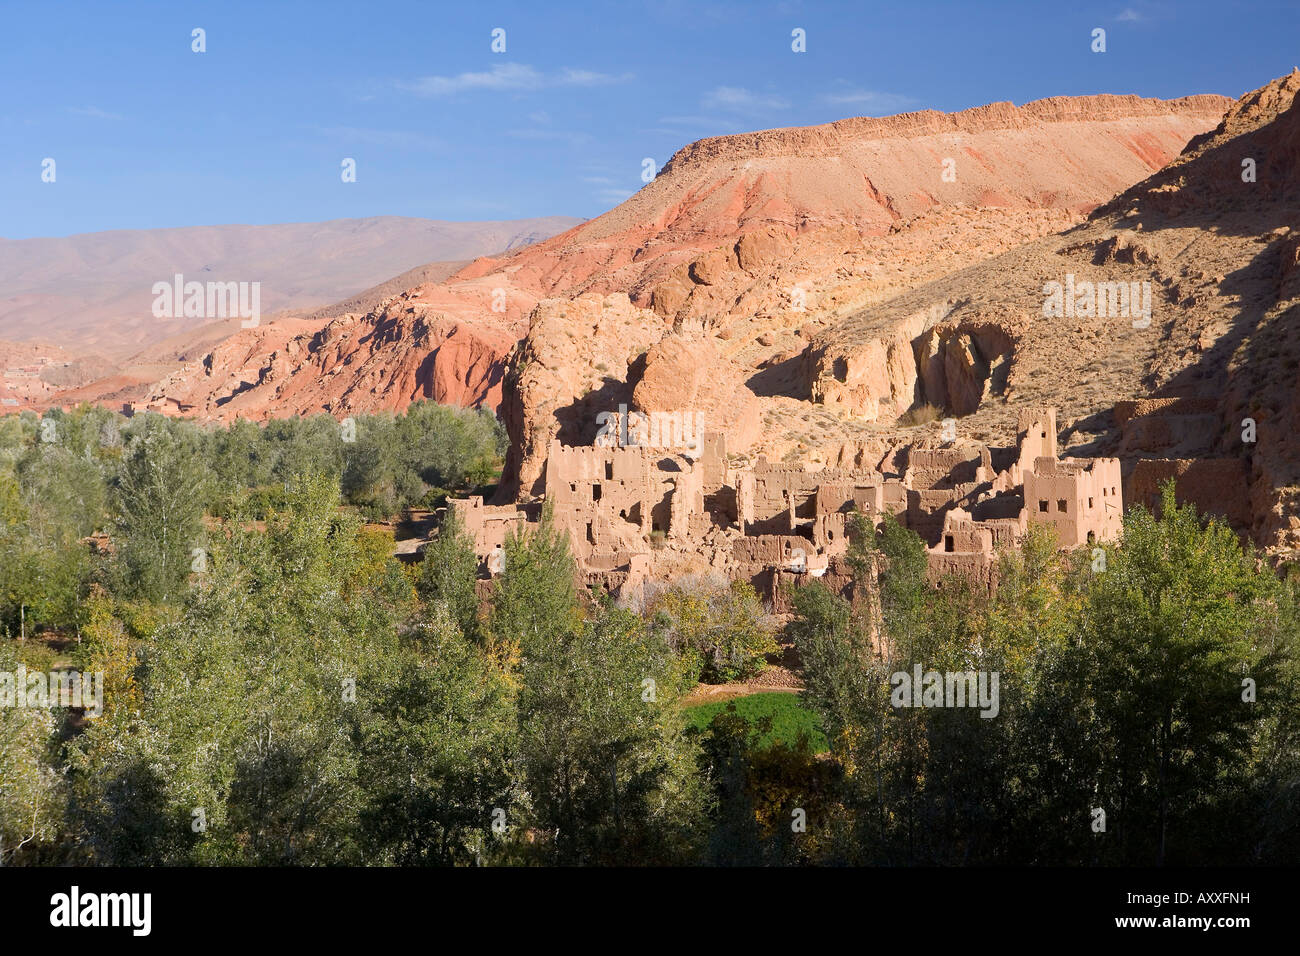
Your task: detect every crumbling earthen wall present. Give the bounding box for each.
[906,447,982,489]
[743,458,821,534]
[448,496,528,552]
[447,496,529,575]
[927,551,999,591]
[544,438,715,553]
[1113,396,1218,427]
[446,404,1126,603]
[1024,455,1123,546]
[1114,397,1224,457]
[1126,457,1251,529]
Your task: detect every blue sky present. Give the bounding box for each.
[1,0,1297,239]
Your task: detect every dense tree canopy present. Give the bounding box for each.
[0,401,1296,866]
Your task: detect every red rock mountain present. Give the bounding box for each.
[770,70,1300,553]
[0,215,581,361]
[140,92,1229,436]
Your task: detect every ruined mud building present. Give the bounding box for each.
[1113,397,1253,531]
[448,405,1124,607]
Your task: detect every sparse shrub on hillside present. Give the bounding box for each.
[898,403,942,426]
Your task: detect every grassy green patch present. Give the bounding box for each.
[685,692,828,754]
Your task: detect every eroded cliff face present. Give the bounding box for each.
[789,71,1300,554]
[499,293,664,500]
[804,306,1019,422]
[1186,71,1300,552]
[141,293,522,422]
[490,94,1230,499]
[134,89,1280,545]
[143,92,1228,436]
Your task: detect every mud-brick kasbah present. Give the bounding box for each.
[449,404,1129,608]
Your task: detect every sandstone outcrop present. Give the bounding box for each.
[795,71,1300,554]
[136,92,1227,447]
[631,334,761,450]
[499,293,664,499]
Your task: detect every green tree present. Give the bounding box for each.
[70,476,399,865]
[0,449,99,637]
[111,425,209,604]
[356,606,517,865]
[1082,483,1278,864]
[489,504,578,656]
[646,576,778,683]
[398,401,506,498]
[876,512,928,649]
[0,646,66,864]
[516,601,705,864]
[418,506,483,643]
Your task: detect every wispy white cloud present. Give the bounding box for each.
[505,127,593,147]
[398,63,631,97]
[820,89,917,114]
[595,187,635,204]
[68,106,123,120]
[646,115,746,137]
[701,86,790,114]
[558,67,628,86]
[399,63,541,95]
[313,126,444,150]
[1116,8,1143,21]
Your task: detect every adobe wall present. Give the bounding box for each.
[907,485,982,546]
[1119,413,1222,456]
[926,551,998,592]
[813,512,848,553]
[699,431,728,490]
[1126,458,1252,529]
[735,533,829,611]
[934,508,994,555]
[1024,456,1123,546]
[1114,397,1223,457]
[544,438,705,547]
[982,515,1027,550]
[1016,406,1057,463]
[969,492,1024,522]
[766,554,861,613]
[447,496,528,558]
[906,447,982,489]
[1113,397,1219,427]
[743,458,822,535]
[732,533,818,570]
[445,404,1131,603]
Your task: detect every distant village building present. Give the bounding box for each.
[447,405,1125,607]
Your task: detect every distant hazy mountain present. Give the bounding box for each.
[0,215,583,360]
